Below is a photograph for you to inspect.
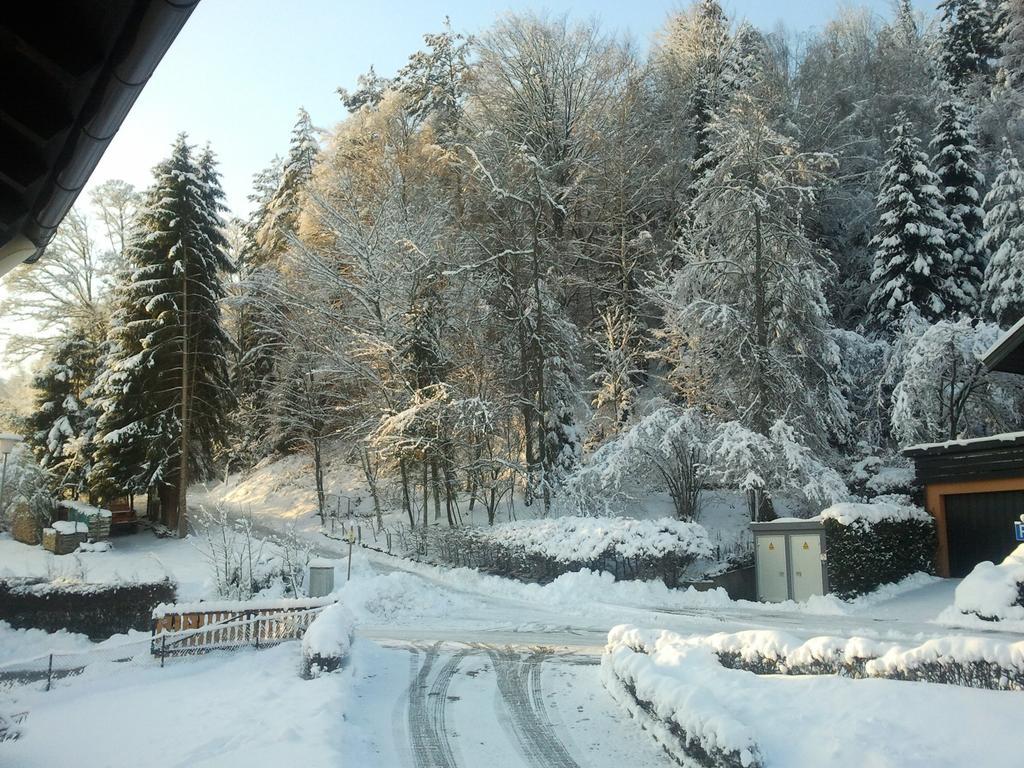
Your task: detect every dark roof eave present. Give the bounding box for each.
[17,0,198,264]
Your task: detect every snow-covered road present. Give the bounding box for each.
[343,640,672,768]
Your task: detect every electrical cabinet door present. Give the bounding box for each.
[756,535,789,602]
[789,534,824,602]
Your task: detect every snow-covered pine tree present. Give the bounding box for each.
[868,115,951,330]
[397,17,470,145]
[981,143,1024,326]
[938,0,1000,89]
[686,0,732,180]
[256,109,319,264]
[931,98,986,316]
[25,328,100,497]
[90,135,234,528]
[998,0,1024,90]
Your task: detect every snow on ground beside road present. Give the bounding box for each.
[2,643,345,767]
[355,547,949,624]
[191,449,759,557]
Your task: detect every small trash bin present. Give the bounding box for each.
[307,560,336,597]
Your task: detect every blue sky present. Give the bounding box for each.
[89,0,930,217]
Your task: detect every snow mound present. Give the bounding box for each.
[944,544,1024,625]
[301,602,355,676]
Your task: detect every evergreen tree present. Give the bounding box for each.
[687,0,732,176]
[931,99,986,316]
[997,0,1024,91]
[938,0,999,89]
[25,328,100,497]
[868,115,951,330]
[982,143,1024,325]
[91,135,234,529]
[256,109,319,263]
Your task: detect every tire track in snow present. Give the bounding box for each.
[407,644,466,768]
[489,648,581,768]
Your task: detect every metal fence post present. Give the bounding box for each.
[161,635,166,667]
[46,654,53,691]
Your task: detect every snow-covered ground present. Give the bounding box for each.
[1,530,214,602]
[4,548,1022,767]
[191,452,758,560]
[4,455,1023,767]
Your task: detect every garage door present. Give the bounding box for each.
[944,491,1024,577]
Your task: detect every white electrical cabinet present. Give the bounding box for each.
[751,520,828,602]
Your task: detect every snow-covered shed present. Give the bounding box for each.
[904,318,1024,577]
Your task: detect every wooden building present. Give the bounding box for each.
[904,317,1024,577]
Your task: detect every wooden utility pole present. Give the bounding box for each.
[178,256,190,539]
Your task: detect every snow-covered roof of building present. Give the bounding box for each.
[982,314,1024,375]
[903,431,1024,456]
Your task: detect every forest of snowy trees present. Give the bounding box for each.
[6,0,1024,531]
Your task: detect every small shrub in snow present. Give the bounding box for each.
[951,544,1024,623]
[192,506,312,600]
[301,603,354,678]
[821,501,935,599]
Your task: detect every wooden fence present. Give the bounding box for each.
[151,600,333,659]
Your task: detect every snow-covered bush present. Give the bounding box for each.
[603,625,765,768]
[951,544,1024,623]
[633,626,1024,692]
[486,516,711,586]
[567,410,849,520]
[707,419,850,515]
[400,516,712,587]
[192,506,312,600]
[821,501,935,598]
[301,602,354,679]
[567,407,712,520]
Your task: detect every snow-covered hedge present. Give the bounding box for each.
[821,501,935,598]
[950,544,1024,623]
[618,626,1024,693]
[301,603,355,679]
[1,577,176,639]
[603,625,764,768]
[403,516,713,587]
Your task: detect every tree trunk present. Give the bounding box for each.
[422,461,429,528]
[752,206,770,436]
[399,457,414,528]
[430,459,442,522]
[312,437,325,526]
[178,257,190,539]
